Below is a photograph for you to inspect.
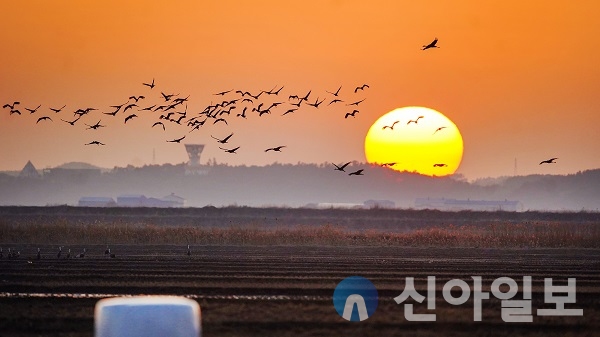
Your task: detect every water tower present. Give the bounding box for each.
[184,144,207,175]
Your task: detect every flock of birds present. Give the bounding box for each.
[0,245,194,262]
[2,37,559,174]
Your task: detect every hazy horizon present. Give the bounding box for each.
[1,1,599,180]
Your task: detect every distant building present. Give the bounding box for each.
[78,197,116,207]
[305,202,365,209]
[19,161,40,178]
[117,194,148,207]
[415,198,522,212]
[364,199,396,209]
[162,193,186,207]
[115,194,186,208]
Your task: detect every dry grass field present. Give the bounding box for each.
[1,207,599,336]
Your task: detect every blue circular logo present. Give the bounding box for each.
[333,276,378,321]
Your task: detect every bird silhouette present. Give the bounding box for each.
[348,169,364,176]
[49,105,66,113]
[57,246,62,259]
[2,101,20,109]
[220,146,240,153]
[124,114,138,123]
[422,37,439,50]
[328,99,343,106]
[382,121,400,130]
[433,126,447,134]
[282,108,297,116]
[124,103,138,112]
[326,86,342,96]
[433,163,448,167]
[407,116,424,124]
[167,135,186,143]
[140,104,156,111]
[211,132,234,144]
[307,97,325,108]
[346,98,366,106]
[237,107,248,118]
[36,116,52,124]
[85,141,105,146]
[152,121,166,130]
[539,158,558,165]
[333,162,351,172]
[161,92,177,101]
[142,78,155,89]
[76,248,86,258]
[300,90,311,101]
[354,84,369,93]
[214,89,233,96]
[213,118,228,125]
[187,245,191,257]
[9,109,21,115]
[380,162,397,167]
[25,105,41,114]
[129,95,145,102]
[85,120,105,130]
[265,146,286,152]
[345,110,359,118]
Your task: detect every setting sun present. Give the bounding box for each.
[364,106,463,176]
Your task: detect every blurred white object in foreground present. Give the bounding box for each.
[95,296,201,337]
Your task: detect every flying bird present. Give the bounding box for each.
[49,105,66,113]
[129,95,145,102]
[307,97,325,108]
[61,117,80,126]
[348,169,364,176]
[213,118,228,125]
[142,78,155,89]
[345,110,359,118]
[214,89,233,96]
[346,98,366,106]
[433,163,448,167]
[407,116,424,124]
[433,126,447,134]
[333,162,351,172]
[328,99,344,105]
[167,135,186,143]
[219,146,240,154]
[85,141,105,146]
[36,116,52,124]
[152,121,165,130]
[211,132,234,144]
[539,158,558,165]
[161,92,177,101]
[422,37,439,50]
[265,146,286,152]
[123,103,138,112]
[326,86,342,96]
[9,109,21,115]
[85,120,105,130]
[25,105,41,114]
[380,162,397,167]
[354,84,369,93]
[124,114,138,123]
[282,108,297,116]
[382,121,400,130]
[2,101,20,109]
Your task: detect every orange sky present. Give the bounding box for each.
[1,1,599,179]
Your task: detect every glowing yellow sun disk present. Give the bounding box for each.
[364,106,463,176]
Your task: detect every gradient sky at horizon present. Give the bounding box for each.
[1,1,599,180]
